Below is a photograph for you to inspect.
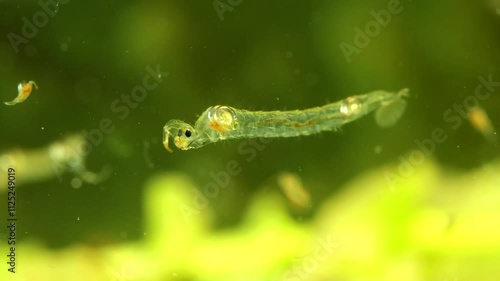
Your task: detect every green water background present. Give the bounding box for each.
[0,0,499,247]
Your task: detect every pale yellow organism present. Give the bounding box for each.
[468,106,497,143]
[4,80,38,106]
[277,172,311,211]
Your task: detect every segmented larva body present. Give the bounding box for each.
[163,89,408,152]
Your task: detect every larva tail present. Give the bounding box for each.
[374,88,409,128]
[4,99,18,106]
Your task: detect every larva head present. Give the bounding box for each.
[163,120,196,152]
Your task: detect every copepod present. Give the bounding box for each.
[4,80,38,106]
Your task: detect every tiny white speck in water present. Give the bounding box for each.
[77,217,80,221]
[276,97,280,101]
[41,126,44,130]
[457,145,460,148]
[374,145,382,154]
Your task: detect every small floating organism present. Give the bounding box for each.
[277,171,311,211]
[468,106,497,144]
[4,80,38,106]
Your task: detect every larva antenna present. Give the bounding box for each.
[163,124,173,153]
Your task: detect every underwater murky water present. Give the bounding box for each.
[0,0,499,280]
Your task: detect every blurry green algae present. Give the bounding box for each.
[2,156,499,281]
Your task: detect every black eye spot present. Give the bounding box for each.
[185,130,192,138]
[177,129,183,137]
